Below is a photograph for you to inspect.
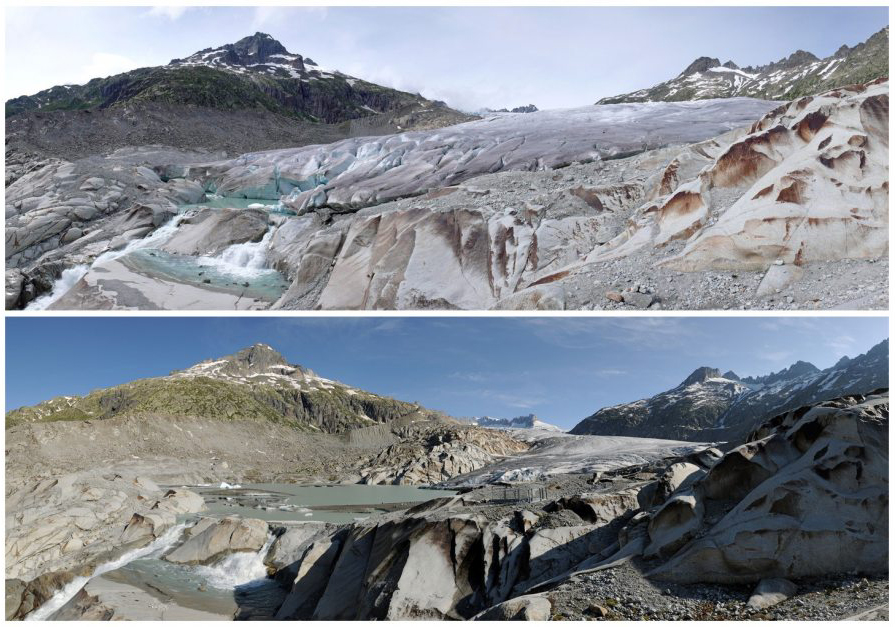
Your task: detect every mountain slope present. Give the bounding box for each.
[570,339,888,441]
[5,33,474,159]
[5,343,439,433]
[598,26,888,104]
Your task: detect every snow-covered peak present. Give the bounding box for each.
[168,344,364,395]
[679,366,723,387]
[168,32,344,81]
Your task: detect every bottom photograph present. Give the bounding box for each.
[5,316,888,621]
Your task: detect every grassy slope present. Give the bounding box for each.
[5,376,431,434]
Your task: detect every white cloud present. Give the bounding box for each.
[77,53,142,83]
[761,350,793,363]
[252,7,328,31]
[827,334,856,355]
[144,6,191,20]
[449,372,488,383]
[594,368,627,376]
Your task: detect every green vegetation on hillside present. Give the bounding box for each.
[5,376,430,433]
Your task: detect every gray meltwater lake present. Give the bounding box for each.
[185,483,457,524]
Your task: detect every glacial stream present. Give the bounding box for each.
[32,484,455,620]
[27,198,291,310]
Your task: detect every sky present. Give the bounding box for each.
[5,316,888,429]
[5,6,889,110]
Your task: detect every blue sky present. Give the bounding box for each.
[5,6,888,109]
[5,317,887,428]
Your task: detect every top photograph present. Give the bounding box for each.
[5,6,889,311]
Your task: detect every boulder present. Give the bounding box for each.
[6,269,24,309]
[756,264,805,297]
[472,594,552,621]
[151,488,206,515]
[119,511,175,546]
[548,489,640,524]
[622,291,654,308]
[264,523,334,582]
[645,493,704,558]
[640,462,705,509]
[5,579,26,620]
[164,517,268,565]
[746,578,798,609]
[160,208,269,256]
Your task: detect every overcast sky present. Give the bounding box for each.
[5,6,889,110]
[6,317,887,429]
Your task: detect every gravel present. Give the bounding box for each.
[548,561,889,621]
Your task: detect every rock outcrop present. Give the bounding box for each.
[164,516,268,565]
[5,471,204,583]
[642,391,888,582]
[359,422,530,485]
[267,489,636,620]
[594,81,888,273]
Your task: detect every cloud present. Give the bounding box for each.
[77,53,142,82]
[486,391,544,409]
[449,372,488,383]
[594,368,627,376]
[144,6,191,20]
[827,334,856,355]
[760,350,794,363]
[516,317,702,351]
[252,7,328,30]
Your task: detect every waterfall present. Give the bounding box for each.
[195,229,275,279]
[24,212,188,310]
[25,523,188,620]
[93,212,188,266]
[194,533,276,590]
[24,265,89,311]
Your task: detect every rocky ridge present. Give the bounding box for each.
[571,338,888,441]
[598,26,888,104]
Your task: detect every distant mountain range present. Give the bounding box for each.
[6,344,441,433]
[598,26,888,104]
[5,33,473,158]
[570,339,888,442]
[466,413,563,432]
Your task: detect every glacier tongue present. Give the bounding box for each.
[194,98,780,210]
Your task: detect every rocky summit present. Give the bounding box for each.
[570,338,889,442]
[598,27,888,104]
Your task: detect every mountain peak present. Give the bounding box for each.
[175,343,308,379]
[230,32,290,62]
[230,343,289,369]
[169,32,324,76]
[681,56,721,76]
[680,366,723,386]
